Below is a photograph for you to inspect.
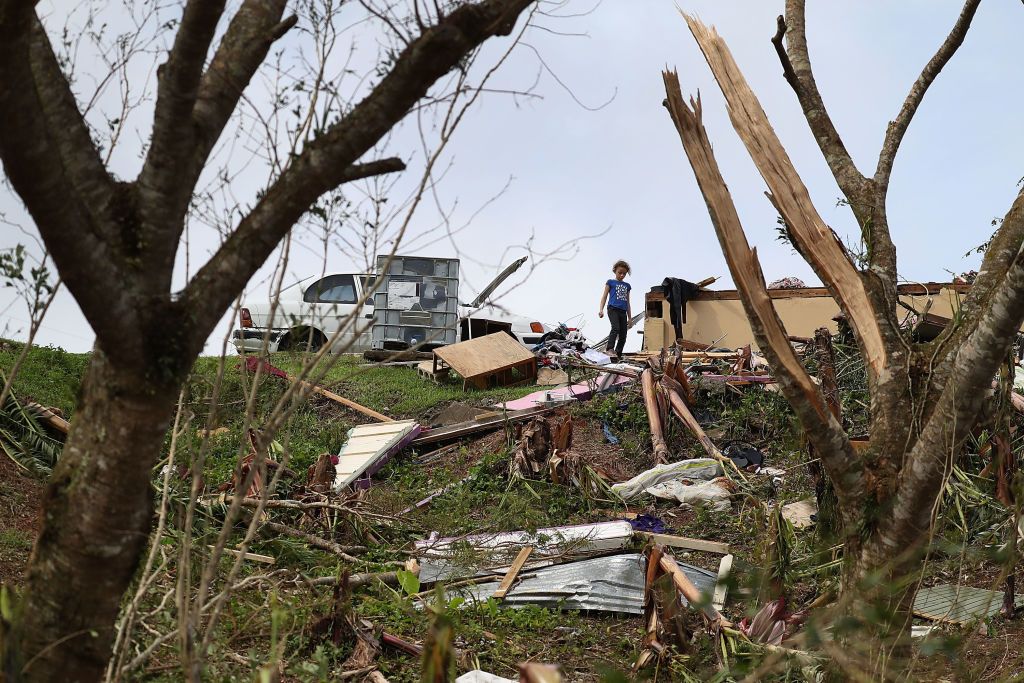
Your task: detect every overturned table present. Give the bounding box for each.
[432,332,537,390]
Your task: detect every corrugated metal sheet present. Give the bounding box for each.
[416,521,635,584]
[456,553,646,614]
[439,553,718,615]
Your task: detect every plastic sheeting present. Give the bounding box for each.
[645,479,732,511]
[456,672,516,683]
[610,458,723,500]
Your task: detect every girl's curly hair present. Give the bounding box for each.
[612,260,631,275]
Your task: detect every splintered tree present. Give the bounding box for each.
[662,2,1024,673]
[0,1,538,681]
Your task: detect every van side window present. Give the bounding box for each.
[304,274,357,303]
[359,275,377,300]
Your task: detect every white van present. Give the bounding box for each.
[231,257,547,353]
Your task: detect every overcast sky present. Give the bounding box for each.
[2,1,1021,355]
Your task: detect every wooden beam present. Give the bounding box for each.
[493,546,534,599]
[24,401,70,434]
[712,553,734,611]
[695,276,719,288]
[635,531,730,555]
[657,548,730,627]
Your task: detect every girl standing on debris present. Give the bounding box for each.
[598,260,633,359]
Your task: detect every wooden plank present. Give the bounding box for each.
[493,546,534,599]
[712,554,734,611]
[410,405,556,446]
[433,332,534,380]
[635,531,730,555]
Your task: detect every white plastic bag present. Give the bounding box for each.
[610,458,723,501]
[645,478,732,511]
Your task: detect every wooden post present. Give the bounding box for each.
[641,369,671,464]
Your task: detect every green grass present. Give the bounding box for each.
[0,529,33,553]
[0,341,88,417]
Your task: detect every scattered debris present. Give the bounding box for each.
[536,367,569,386]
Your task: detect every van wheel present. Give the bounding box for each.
[282,329,325,352]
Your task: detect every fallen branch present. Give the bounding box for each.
[211,495,351,513]
[308,570,404,589]
[262,521,365,562]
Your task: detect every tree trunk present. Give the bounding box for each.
[3,348,181,683]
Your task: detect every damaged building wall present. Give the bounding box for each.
[678,284,976,349]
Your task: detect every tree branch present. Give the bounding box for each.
[930,187,1024,384]
[685,14,890,381]
[141,0,293,281]
[181,0,534,343]
[137,0,228,284]
[27,17,117,234]
[0,5,133,344]
[190,1,292,192]
[874,0,981,191]
[662,72,864,519]
[778,3,870,209]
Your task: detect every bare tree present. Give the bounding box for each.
[0,1,540,680]
[662,4,1024,674]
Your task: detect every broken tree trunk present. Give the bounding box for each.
[662,381,745,480]
[641,369,671,464]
